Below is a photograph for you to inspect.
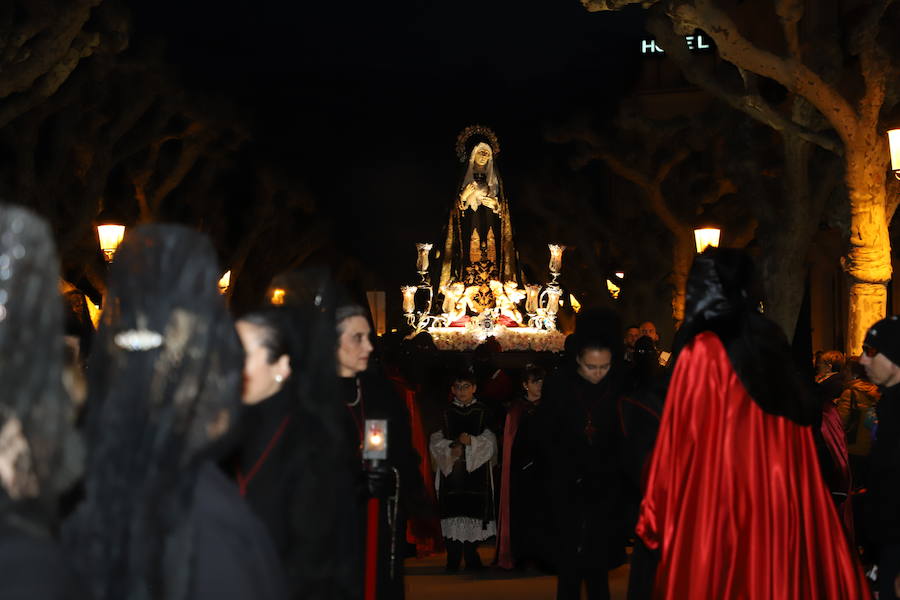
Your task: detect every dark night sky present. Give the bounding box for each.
[131,1,646,289]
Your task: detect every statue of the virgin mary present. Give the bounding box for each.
[439,126,519,313]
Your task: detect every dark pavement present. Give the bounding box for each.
[405,546,630,599]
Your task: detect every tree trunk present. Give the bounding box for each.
[847,281,887,354]
[762,252,808,341]
[760,124,824,342]
[843,142,891,354]
[671,230,694,327]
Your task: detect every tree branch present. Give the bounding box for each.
[645,9,843,155]
[0,0,102,97]
[670,0,858,145]
[775,0,803,59]
[854,2,892,130]
[655,146,691,185]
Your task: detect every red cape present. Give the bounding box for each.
[820,401,855,543]
[387,373,443,557]
[496,402,524,569]
[636,332,868,599]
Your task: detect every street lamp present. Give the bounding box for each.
[693,227,721,254]
[218,270,231,295]
[606,279,621,300]
[607,270,624,300]
[889,127,900,179]
[97,222,126,262]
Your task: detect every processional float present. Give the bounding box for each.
[400,126,565,352]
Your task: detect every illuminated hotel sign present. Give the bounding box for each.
[642,34,711,54]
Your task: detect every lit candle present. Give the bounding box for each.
[525,284,541,314]
[548,244,564,274]
[416,243,433,273]
[401,285,417,314]
[363,419,388,461]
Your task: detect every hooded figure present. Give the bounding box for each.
[636,248,868,599]
[64,225,287,600]
[0,205,82,598]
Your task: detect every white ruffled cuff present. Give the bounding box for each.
[465,429,497,473]
[429,431,456,477]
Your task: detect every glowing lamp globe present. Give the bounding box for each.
[693,227,721,254]
[97,224,126,262]
[606,279,621,300]
[218,271,231,295]
[889,128,900,179]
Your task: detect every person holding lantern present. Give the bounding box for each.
[335,299,424,600]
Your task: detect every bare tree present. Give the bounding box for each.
[0,1,127,128]
[583,0,900,352]
[0,26,329,305]
[551,107,751,327]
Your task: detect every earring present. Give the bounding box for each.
[275,374,283,383]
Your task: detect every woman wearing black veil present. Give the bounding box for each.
[231,269,358,600]
[64,224,287,600]
[0,205,82,598]
[335,299,425,600]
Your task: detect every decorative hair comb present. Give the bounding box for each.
[114,329,163,352]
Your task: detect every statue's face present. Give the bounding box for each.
[473,145,492,167]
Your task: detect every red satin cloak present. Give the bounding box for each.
[387,375,443,557]
[636,332,869,599]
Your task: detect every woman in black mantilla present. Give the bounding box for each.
[429,369,498,571]
[439,126,519,314]
[336,302,424,600]
[64,225,287,600]
[540,316,627,600]
[230,267,356,600]
[0,205,83,599]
